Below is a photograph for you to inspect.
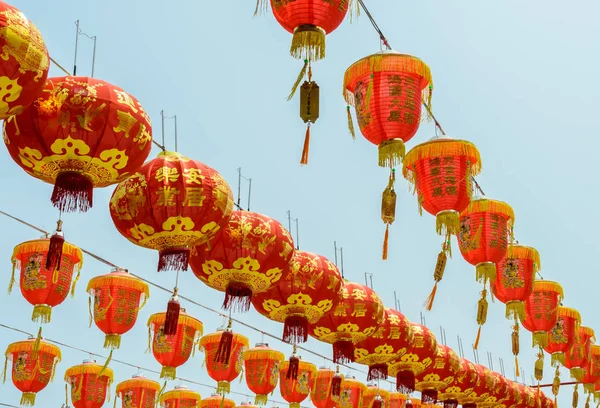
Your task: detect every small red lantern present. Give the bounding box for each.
[65,360,114,408]
[310,367,339,408]
[200,394,235,408]
[362,385,390,408]
[4,76,152,212]
[388,323,437,394]
[9,237,84,323]
[522,281,563,348]
[200,328,249,394]
[110,151,234,272]
[279,358,317,408]
[158,386,201,408]
[543,306,581,366]
[338,377,366,408]
[87,267,150,349]
[0,2,49,119]
[565,326,596,381]
[581,345,600,393]
[190,210,295,312]
[3,338,61,406]
[243,343,284,405]
[147,310,203,379]
[309,280,385,363]
[354,308,414,381]
[415,344,461,403]
[252,250,342,343]
[115,375,161,408]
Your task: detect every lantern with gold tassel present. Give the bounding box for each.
[338,377,367,408]
[279,357,316,407]
[200,326,249,395]
[362,385,390,408]
[243,343,284,405]
[415,344,461,404]
[147,309,203,380]
[565,326,596,381]
[402,137,482,304]
[458,198,515,348]
[201,394,235,408]
[115,375,161,408]
[522,281,563,348]
[64,360,114,408]
[310,366,340,408]
[3,338,61,406]
[158,386,201,408]
[543,306,581,366]
[380,169,397,261]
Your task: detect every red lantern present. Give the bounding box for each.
[243,343,284,405]
[8,237,83,323]
[415,344,461,403]
[110,151,234,272]
[190,210,295,312]
[364,385,390,408]
[3,338,61,406]
[543,306,581,366]
[147,310,203,379]
[252,250,342,343]
[459,363,493,408]
[389,392,408,408]
[158,386,201,408]
[65,360,114,408]
[354,308,414,381]
[338,377,366,408]
[200,394,235,408]
[279,359,317,408]
[479,371,508,408]
[4,76,152,212]
[497,380,524,408]
[581,345,600,393]
[565,326,596,381]
[87,267,150,349]
[389,323,437,394]
[0,2,49,119]
[115,375,161,408]
[407,398,421,408]
[309,281,385,363]
[437,358,473,408]
[522,281,563,348]
[310,367,338,408]
[200,329,249,394]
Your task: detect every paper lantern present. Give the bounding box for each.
[309,280,385,363]
[389,392,408,408]
[4,76,152,212]
[565,326,596,381]
[8,237,83,323]
[543,306,581,366]
[478,371,507,408]
[414,344,461,403]
[354,308,414,381]
[110,151,234,272]
[159,386,201,408]
[310,367,339,408]
[200,329,249,394]
[190,210,295,312]
[522,281,563,348]
[338,377,367,408]
[362,385,390,408]
[115,375,161,408]
[458,362,493,408]
[279,359,317,408]
[497,380,524,408]
[147,310,203,379]
[252,250,342,343]
[65,360,114,408]
[388,323,437,394]
[437,358,474,408]
[87,267,149,349]
[200,394,235,408]
[243,343,284,405]
[581,345,600,393]
[344,51,433,167]
[3,338,61,406]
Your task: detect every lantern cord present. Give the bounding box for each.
[0,403,21,408]
[356,0,391,50]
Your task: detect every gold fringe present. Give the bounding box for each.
[217,381,231,394]
[291,25,326,61]
[532,332,549,349]
[32,305,52,324]
[347,106,356,139]
[104,334,121,350]
[8,262,16,294]
[87,274,150,299]
[12,239,83,269]
[136,294,148,313]
[382,225,389,261]
[300,124,310,165]
[535,352,544,381]
[253,0,268,17]
[462,198,515,223]
[558,306,581,323]
[160,366,177,380]
[148,312,204,334]
[158,389,201,404]
[506,301,526,322]
[365,74,374,110]
[475,262,496,284]
[551,352,566,367]
[581,326,596,341]
[5,339,62,361]
[20,392,36,406]
[435,210,460,237]
[532,280,564,299]
[243,349,284,362]
[32,327,42,359]
[199,331,250,348]
[378,139,406,168]
[509,245,542,272]
[255,394,269,405]
[64,362,114,384]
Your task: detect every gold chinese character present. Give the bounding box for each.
[387,110,402,122]
[413,335,424,348]
[113,110,138,138]
[156,186,180,206]
[183,168,205,185]
[445,166,455,174]
[430,167,441,176]
[403,111,416,125]
[434,358,446,369]
[443,156,454,164]
[351,303,367,317]
[389,85,402,97]
[433,187,444,197]
[387,314,401,325]
[372,327,385,339]
[429,158,441,166]
[388,75,402,84]
[389,98,402,109]
[133,123,152,149]
[113,89,138,113]
[352,289,367,300]
[445,186,457,195]
[327,275,340,290]
[404,98,416,110]
[444,175,456,184]
[341,288,349,299]
[387,327,401,339]
[182,187,205,206]
[155,167,180,183]
[334,303,349,317]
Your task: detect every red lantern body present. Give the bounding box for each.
[200,394,236,408]
[9,238,83,323]
[4,76,152,212]
[309,281,385,364]
[438,358,473,408]
[159,386,201,408]
[0,2,49,118]
[565,326,595,381]
[110,151,234,271]
[65,360,114,408]
[200,330,249,394]
[87,268,149,349]
[310,367,337,408]
[338,378,366,408]
[344,51,433,167]
[522,281,563,348]
[362,386,390,408]
[415,344,461,403]
[581,346,600,393]
[389,323,438,394]
[389,392,407,408]
[253,251,342,343]
[479,372,507,408]
[243,343,284,405]
[497,380,524,408]
[190,210,295,312]
[354,308,414,381]
[543,306,581,366]
[4,339,61,406]
[458,363,494,408]
[147,311,204,379]
[279,360,317,408]
[115,376,161,408]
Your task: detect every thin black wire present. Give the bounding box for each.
[0,402,21,408]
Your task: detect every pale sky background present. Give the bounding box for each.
[1,1,599,407]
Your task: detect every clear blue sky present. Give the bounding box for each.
[1,0,599,407]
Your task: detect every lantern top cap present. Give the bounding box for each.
[160,388,201,403]
[148,312,203,333]
[402,138,481,178]
[87,270,150,297]
[558,306,581,322]
[11,238,83,265]
[580,326,595,339]
[461,198,515,223]
[200,330,249,348]
[116,377,161,394]
[5,339,62,361]
[64,362,114,384]
[532,280,564,298]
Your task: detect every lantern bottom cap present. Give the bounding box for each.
[104,334,122,350]
[217,381,231,395]
[51,171,93,213]
[32,304,52,324]
[475,262,496,284]
[378,139,406,169]
[435,210,460,237]
[255,394,268,406]
[505,301,525,322]
[20,392,36,406]
[160,366,177,380]
[291,24,326,61]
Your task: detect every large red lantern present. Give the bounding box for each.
[159,386,201,408]
[543,306,581,366]
[388,323,437,394]
[522,280,563,348]
[200,329,249,394]
[110,151,234,272]
[252,250,342,343]
[402,137,482,306]
[279,358,317,408]
[87,267,150,349]
[437,358,473,408]
[147,310,203,379]
[497,380,524,408]
[9,237,83,323]
[243,343,284,405]
[3,338,61,406]
[479,371,507,408]
[4,76,152,212]
[362,385,390,408]
[414,344,461,403]
[309,281,385,364]
[65,360,114,408]
[201,394,235,408]
[354,308,414,381]
[190,210,295,312]
[310,367,338,408]
[115,375,161,408]
[0,2,49,119]
[338,377,366,408]
[565,326,595,381]
[459,363,493,408]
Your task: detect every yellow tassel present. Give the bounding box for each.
[512,323,520,377]
[290,25,326,61]
[104,334,121,350]
[220,395,226,408]
[423,249,447,311]
[255,394,269,406]
[552,366,561,403]
[8,261,16,294]
[253,0,268,16]
[571,368,585,382]
[287,60,308,101]
[586,393,591,408]
[217,381,231,395]
[423,282,438,312]
[382,225,389,260]
[88,296,93,328]
[474,288,488,349]
[435,210,460,237]
[515,355,520,378]
[20,392,36,406]
[574,384,580,408]
[160,366,176,380]
[506,301,526,322]
[474,325,482,350]
[347,106,356,140]
[70,269,81,297]
[50,359,58,383]
[532,332,549,349]
[2,356,7,383]
[475,262,496,284]
[535,352,544,381]
[98,350,113,377]
[378,139,406,168]
[135,294,148,313]
[156,381,167,401]
[300,124,310,165]
[65,384,69,407]
[32,327,42,359]
[552,352,566,367]
[32,305,52,324]
[113,394,117,408]
[365,74,374,110]
[146,327,152,353]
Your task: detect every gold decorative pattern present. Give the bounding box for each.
[260,293,334,324]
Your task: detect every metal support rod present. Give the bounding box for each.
[535,381,578,388]
[294,218,299,250]
[247,178,252,211]
[90,36,97,77]
[287,210,292,235]
[73,20,80,75]
[237,168,242,210]
[334,241,338,266]
[174,115,178,152]
[161,110,165,147]
[339,247,344,278]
